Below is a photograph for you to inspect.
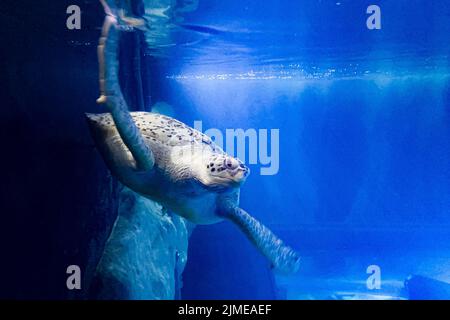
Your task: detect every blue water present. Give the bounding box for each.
[139,0,450,299]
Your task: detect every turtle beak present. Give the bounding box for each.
[231,165,250,183]
[240,166,250,178]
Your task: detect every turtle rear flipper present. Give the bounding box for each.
[227,207,300,274]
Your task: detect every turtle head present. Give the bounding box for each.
[201,153,250,188]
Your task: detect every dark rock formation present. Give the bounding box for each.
[89,187,191,300]
[0,0,189,299]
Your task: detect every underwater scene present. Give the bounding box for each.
[1,0,449,300]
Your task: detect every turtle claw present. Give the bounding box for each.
[100,0,147,31]
[118,10,147,32]
[96,94,107,105]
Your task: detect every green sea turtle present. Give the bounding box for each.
[86,7,300,273]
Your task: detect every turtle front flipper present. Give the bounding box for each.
[95,3,154,171]
[225,207,300,274]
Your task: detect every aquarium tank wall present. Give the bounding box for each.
[0,0,449,300]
